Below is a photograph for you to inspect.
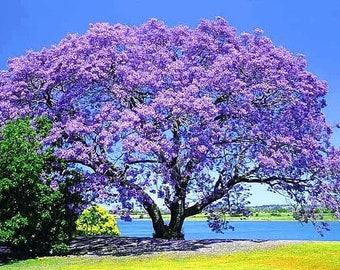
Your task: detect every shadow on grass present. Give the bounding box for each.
[69,236,267,256]
[0,237,268,265]
[0,246,12,265]
[0,245,37,266]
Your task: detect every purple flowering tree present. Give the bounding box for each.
[1,18,339,239]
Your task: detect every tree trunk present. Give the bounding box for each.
[144,196,186,239]
[151,200,186,240]
[141,177,229,239]
[166,200,186,239]
[143,200,167,238]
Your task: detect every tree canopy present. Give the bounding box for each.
[0,18,339,239]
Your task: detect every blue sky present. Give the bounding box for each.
[1,0,340,205]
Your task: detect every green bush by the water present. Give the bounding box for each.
[76,205,120,236]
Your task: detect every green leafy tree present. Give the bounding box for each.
[0,117,84,256]
[76,205,120,236]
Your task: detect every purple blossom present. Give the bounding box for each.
[0,18,339,238]
[50,180,59,191]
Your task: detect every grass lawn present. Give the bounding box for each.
[1,242,339,270]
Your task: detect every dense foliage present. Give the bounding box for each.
[0,18,339,239]
[76,205,120,236]
[0,117,83,256]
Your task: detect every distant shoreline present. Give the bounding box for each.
[120,218,340,222]
[123,213,339,222]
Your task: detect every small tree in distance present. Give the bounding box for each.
[0,18,339,239]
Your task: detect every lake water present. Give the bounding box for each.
[117,220,340,241]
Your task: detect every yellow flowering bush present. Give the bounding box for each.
[76,205,120,236]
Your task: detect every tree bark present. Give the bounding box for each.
[145,198,186,239]
[166,200,185,239]
[143,200,166,238]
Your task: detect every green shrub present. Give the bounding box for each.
[50,243,70,256]
[0,117,84,257]
[76,205,120,236]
